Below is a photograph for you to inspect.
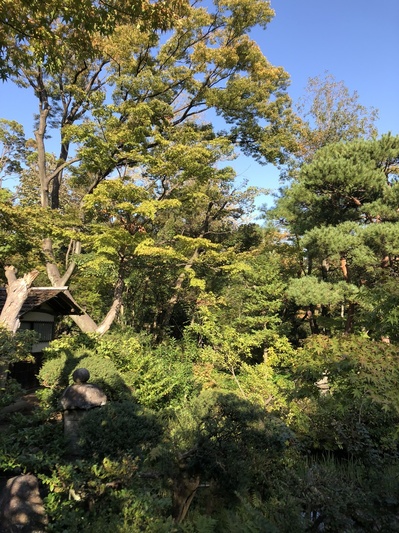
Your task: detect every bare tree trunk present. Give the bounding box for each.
[66,275,125,335]
[172,474,200,524]
[321,258,329,281]
[65,292,99,333]
[0,267,39,332]
[340,253,356,334]
[305,305,319,335]
[345,302,355,334]
[43,237,81,287]
[340,254,348,281]
[96,276,125,336]
[0,267,39,386]
[43,235,125,334]
[51,141,69,209]
[33,69,51,209]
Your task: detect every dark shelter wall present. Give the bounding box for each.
[9,354,42,389]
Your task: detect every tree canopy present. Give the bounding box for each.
[2,2,399,531]
[0,0,296,336]
[0,0,189,78]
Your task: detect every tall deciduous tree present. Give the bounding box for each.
[0,0,188,78]
[0,119,26,187]
[1,0,296,334]
[295,73,379,162]
[280,73,379,183]
[75,123,262,336]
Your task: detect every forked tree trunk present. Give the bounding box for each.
[23,66,124,338]
[172,474,200,523]
[0,267,39,387]
[65,276,125,335]
[0,267,39,332]
[44,236,125,335]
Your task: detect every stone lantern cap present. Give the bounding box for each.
[60,368,107,410]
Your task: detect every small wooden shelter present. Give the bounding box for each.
[0,287,83,387]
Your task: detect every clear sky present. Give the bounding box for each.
[261,0,399,133]
[0,0,398,206]
[238,0,399,208]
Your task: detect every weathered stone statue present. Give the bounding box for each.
[0,474,48,532]
[60,368,107,455]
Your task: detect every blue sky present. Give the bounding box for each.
[238,0,399,208]
[261,0,399,125]
[0,0,398,207]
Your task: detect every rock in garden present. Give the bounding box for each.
[0,474,48,532]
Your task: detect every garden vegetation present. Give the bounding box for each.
[1,0,399,530]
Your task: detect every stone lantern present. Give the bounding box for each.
[60,368,107,455]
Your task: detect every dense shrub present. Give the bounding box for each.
[38,353,72,390]
[0,377,23,409]
[38,350,131,404]
[165,391,293,506]
[79,401,163,458]
[123,346,198,410]
[40,456,175,532]
[5,329,399,530]
[281,335,399,461]
[84,331,201,409]
[39,331,197,408]
[0,409,66,473]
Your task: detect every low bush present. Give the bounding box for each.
[79,401,163,459]
[38,351,131,404]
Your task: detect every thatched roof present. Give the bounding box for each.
[0,287,83,317]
